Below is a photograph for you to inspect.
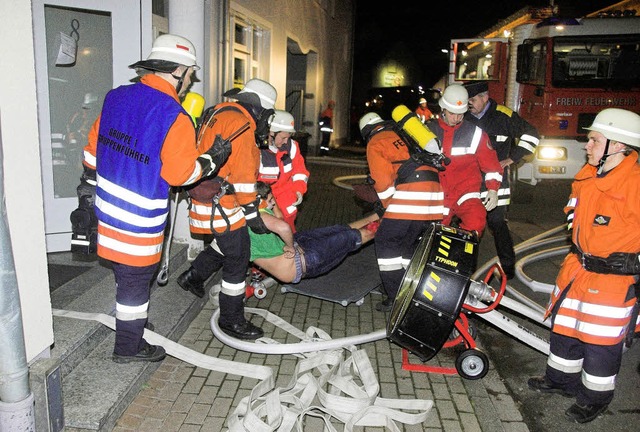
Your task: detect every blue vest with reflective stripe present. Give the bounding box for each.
[95,82,185,234]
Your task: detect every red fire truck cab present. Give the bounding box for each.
[449,16,640,184]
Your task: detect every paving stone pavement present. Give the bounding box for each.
[110,151,530,432]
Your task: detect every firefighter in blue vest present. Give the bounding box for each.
[73,34,231,363]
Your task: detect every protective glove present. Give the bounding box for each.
[483,190,498,211]
[604,252,640,275]
[373,200,386,218]
[197,134,231,177]
[242,200,271,234]
[292,191,303,206]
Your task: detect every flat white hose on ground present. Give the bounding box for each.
[515,245,570,293]
[52,309,431,432]
[476,309,550,355]
[210,307,386,355]
[52,309,274,382]
[495,296,549,328]
[332,174,368,190]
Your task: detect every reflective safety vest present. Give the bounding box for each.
[94,82,185,266]
[427,118,502,212]
[258,138,309,218]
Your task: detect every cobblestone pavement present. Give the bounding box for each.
[111,153,532,432]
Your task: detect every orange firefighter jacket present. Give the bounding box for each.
[366,128,444,221]
[188,102,259,235]
[84,74,203,266]
[548,151,640,345]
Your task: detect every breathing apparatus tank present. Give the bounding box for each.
[391,104,440,154]
[182,92,205,127]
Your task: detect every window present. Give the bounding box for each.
[517,40,547,86]
[230,13,270,90]
[551,35,640,88]
[454,40,503,81]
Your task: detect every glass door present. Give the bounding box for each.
[32,0,147,252]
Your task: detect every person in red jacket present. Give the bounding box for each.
[425,84,502,237]
[415,97,433,123]
[360,112,445,312]
[528,108,640,424]
[258,110,309,232]
[71,34,231,363]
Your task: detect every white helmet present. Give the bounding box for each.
[129,34,199,71]
[584,108,640,149]
[226,78,277,109]
[83,92,98,108]
[418,98,427,104]
[439,84,468,114]
[359,112,383,133]
[270,110,295,133]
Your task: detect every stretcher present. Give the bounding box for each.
[279,242,381,306]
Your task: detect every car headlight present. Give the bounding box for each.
[537,146,567,161]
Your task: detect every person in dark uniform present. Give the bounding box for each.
[318,100,335,156]
[463,81,540,279]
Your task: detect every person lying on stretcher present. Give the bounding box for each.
[250,181,379,284]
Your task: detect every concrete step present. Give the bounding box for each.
[46,242,210,431]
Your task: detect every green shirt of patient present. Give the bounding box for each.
[248,208,285,261]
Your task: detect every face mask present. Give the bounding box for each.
[254,108,275,149]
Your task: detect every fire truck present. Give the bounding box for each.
[448,15,640,184]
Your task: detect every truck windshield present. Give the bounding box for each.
[551,35,640,88]
[453,40,502,81]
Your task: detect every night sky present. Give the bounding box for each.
[352,0,623,93]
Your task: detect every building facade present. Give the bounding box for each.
[0,0,354,364]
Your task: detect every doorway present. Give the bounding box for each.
[32,0,147,252]
[285,38,318,157]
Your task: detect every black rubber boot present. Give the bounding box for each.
[177,266,205,298]
[218,293,264,340]
[527,376,575,397]
[113,342,166,363]
[565,402,608,423]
